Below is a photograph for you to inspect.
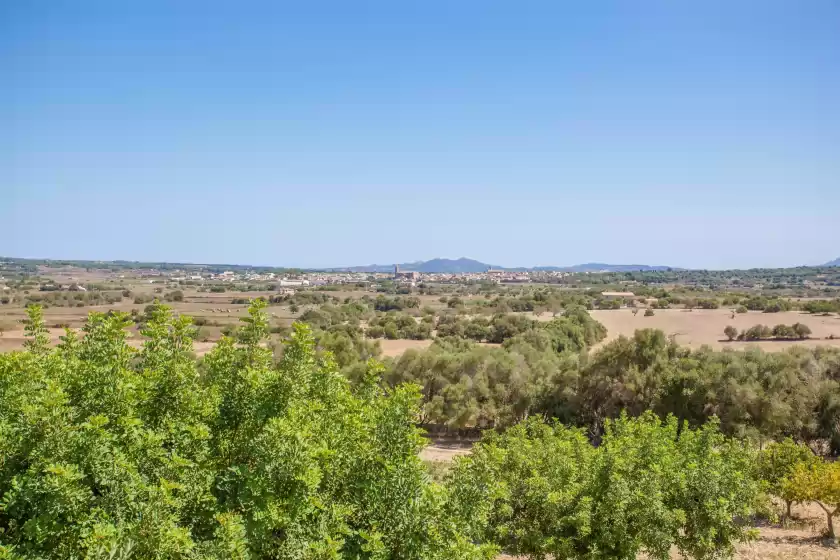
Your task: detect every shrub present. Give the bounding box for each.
[0,304,490,559]
[793,322,812,339]
[449,413,760,559]
[644,309,655,317]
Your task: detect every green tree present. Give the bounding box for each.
[724,325,738,341]
[793,322,812,339]
[757,438,815,518]
[449,413,760,560]
[782,460,840,540]
[0,301,492,559]
[772,324,795,339]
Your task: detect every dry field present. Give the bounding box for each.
[584,309,840,350]
[378,338,434,357]
[0,284,299,354]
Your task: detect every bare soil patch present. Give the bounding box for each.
[587,309,840,350]
[378,339,433,357]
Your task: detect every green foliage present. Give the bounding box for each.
[0,302,491,559]
[724,325,738,341]
[739,323,811,341]
[644,308,655,316]
[757,438,816,517]
[803,299,840,314]
[449,412,760,560]
[782,460,840,538]
[385,308,604,428]
[366,311,431,340]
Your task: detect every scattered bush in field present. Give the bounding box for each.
[804,299,840,314]
[163,289,184,302]
[724,325,738,340]
[734,323,812,341]
[644,308,655,316]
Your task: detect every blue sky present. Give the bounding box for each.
[3,1,838,269]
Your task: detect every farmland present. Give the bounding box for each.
[587,308,840,350]
[4,258,840,558]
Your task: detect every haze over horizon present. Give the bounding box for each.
[4,2,838,269]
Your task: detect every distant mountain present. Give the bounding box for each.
[411,258,499,273]
[825,258,840,267]
[334,258,676,274]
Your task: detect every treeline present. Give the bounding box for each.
[804,298,840,314]
[724,323,813,341]
[385,308,607,427]
[387,327,840,449]
[17,289,126,308]
[0,302,775,558]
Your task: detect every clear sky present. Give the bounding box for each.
[3,1,838,269]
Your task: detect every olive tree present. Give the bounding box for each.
[724,325,738,341]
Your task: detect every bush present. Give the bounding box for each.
[644,309,655,316]
[0,304,489,559]
[450,413,760,559]
[793,322,812,339]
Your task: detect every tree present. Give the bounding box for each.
[724,325,738,341]
[0,302,492,559]
[547,296,563,317]
[782,461,840,540]
[449,413,760,560]
[757,439,815,518]
[793,322,812,339]
[772,324,795,339]
[743,324,771,341]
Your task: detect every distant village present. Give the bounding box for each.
[154,265,571,287]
